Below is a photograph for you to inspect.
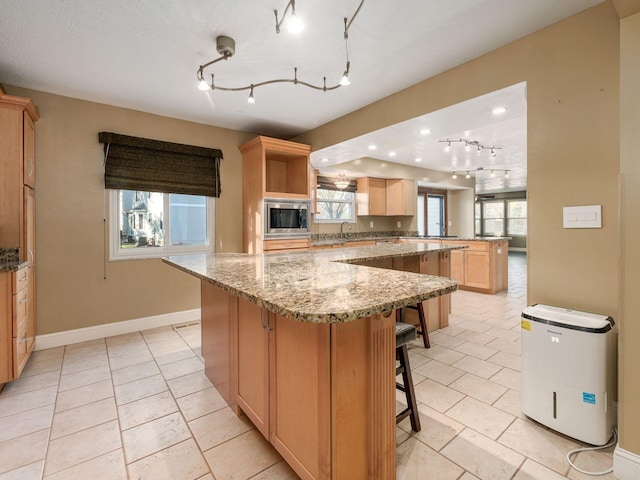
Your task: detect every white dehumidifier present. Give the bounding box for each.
[521,304,616,445]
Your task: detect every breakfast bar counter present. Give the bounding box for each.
[164,243,459,480]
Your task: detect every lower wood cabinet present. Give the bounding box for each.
[263,238,310,253]
[0,266,34,385]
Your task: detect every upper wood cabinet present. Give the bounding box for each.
[240,136,312,199]
[356,177,416,216]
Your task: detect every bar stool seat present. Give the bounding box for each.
[396,302,430,349]
[395,322,421,432]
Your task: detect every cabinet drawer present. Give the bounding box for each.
[264,238,310,251]
[12,268,28,294]
[13,319,29,378]
[13,288,28,335]
[446,241,488,252]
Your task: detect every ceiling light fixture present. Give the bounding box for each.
[275,0,304,34]
[334,174,350,190]
[415,157,422,162]
[439,139,502,157]
[451,173,458,179]
[465,172,471,179]
[450,167,511,179]
[368,144,377,150]
[196,0,365,101]
[389,152,396,157]
[420,128,431,136]
[492,106,507,115]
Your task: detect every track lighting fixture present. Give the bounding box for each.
[450,167,511,180]
[439,139,502,157]
[196,0,365,101]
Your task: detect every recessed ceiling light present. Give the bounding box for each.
[415,158,422,162]
[320,158,329,162]
[419,128,430,136]
[492,106,507,115]
[368,144,377,150]
[388,152,396,157]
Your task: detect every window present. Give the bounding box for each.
[475,203,481,236]
[110,189,214,260]
[507,200,527,235]
[417,188,447,236]
[315,189,356,223]
[482,201,505,236]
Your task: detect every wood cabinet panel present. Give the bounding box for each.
[263,238,310,252]
[464,251,491,290]
[23,112,35,188]
[450,249,465,285]
[385,179,416,216]
[356,177,386,216]
[0,274,12,384]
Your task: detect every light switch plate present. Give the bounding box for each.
[563,205,602,229]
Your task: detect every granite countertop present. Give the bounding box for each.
[0,248,27,272]
[164,243,461,324]
[311,235,509,247]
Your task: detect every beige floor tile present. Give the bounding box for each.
[429,332,466,349]
[458,320,493,334]
[63,342,107,359]
[487,350,521,371]
[441,428,525,480]
[167,371,213,398]
[434,324,468,337]
[189,407,254,451]
[566,449,615,479]
[485,337,521,356]
[64,338,106,351]
[0,371,59,397]
[127,438,209,480]
[29,347,64,363]
[55,379,113,412]
[0,460,44,480]
[513,458,568,479]
[0,430,49,475]
[451,356,503,379]
[455,330,495,345]
[141,327,181,344]
[105,331,145,347]
[197,475,214,480]
[446,396,515,440]
[485,326,521,342]
[43,420,121,476]
[204,430,281,480]
[108,349,154,371]
[114,374,168,406]
[491,367,521,391]
[418,344,465,365]
[455,341,499,360]
[459,473,480,480]
[406,348,431,368]
[118,390,178,431]
[111,360,161,386]
[154,348,197,366]
[0,385,57,418]
[413,359,465,386]
[159,356,204,381]
[249,460,299,479]
[449,373,508,404]
[498,418,580,475]
[58,365,111,392]
[396,437,464,480]
[61,352,110,376]
[107,341,150,359]
[43,449,126,480]
[50,397,118,439]
[19,356,63,378]
[398,403,464,451]
[492,389,526,419]
[177,386,228,421]
[121,412,191,464]
[0,404,54,443]
[413,378,464,413]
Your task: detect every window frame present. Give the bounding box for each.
[109,189,215,261]
[314,188,357,224]
[506,199,527,236]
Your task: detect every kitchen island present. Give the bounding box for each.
[164,243,460,480]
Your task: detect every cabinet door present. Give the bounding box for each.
[385,179,416,216]
[24,186,35,268]
[0,274,12,384]
[23,112,35,188]
[368,178,386,215]
[450,249,465,285]
[464,251,491,289]
[237,299,270,439]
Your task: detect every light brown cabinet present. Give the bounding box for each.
[263,238,310,253]
[356,177,416,216]
[240,136,312,254]
[0,90,38,385]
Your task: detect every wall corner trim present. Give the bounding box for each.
[34,309,201,350]
[614,446,640,479]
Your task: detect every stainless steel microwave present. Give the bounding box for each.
[264,199,310,237]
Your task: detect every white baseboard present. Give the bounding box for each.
[614,446,640,480]
[35,309,201,350]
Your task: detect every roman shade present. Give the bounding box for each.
[99,132,223,197]
[317,175,357,192]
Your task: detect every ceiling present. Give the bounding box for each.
[0,0,604,192]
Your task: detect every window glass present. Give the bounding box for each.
[507,200,527,235]
[111,190,213,260]
[482,201,505,236]
[417,194,425,236]
[315,189,356,222]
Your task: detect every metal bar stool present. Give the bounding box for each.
[396,322,421,432]
[396,302,430,349]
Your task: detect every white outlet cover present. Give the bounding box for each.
[370,221,374,228]
[563,205,602,229]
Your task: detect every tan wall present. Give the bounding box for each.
[297,0,627,449]
[4,86,252,335]
[619,9,640,457]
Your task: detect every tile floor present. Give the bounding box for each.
[0,253,616,479]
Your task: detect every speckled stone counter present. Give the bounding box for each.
[0,248,26,272]
[164,243,460,324]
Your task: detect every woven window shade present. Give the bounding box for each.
[317,175,357,192]
[99,132,223,197]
